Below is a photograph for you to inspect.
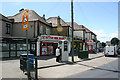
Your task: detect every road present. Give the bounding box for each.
[66,58,119,78]
[38,55,118,78]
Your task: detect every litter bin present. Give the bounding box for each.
[20,54,34,72]
[78,50,89,59]
[28,54,34,68]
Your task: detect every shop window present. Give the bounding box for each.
[17,44,30,50]
[2,43,9,57]
[80,43,83,50]
[42,43,54,55]
[17,44,30,56]
[17,51,26,56]
[47,43,53,55]
[11,44,16,50]
[42,43,47,46]
[2,43,9,51]
[0,43,2,51]
[31,44,35,50]
[11,52,16,57]
[6,24,10,34]
[59,41,62,44]
[2,52,9,57]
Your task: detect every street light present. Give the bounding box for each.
[71,0,74,62]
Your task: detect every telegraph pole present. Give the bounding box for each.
[71,0,74,62]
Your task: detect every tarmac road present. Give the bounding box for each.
[66,58,119,78]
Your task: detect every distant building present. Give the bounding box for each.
[106,41,111,46]
[67,22,97,53]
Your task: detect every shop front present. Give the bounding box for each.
[73,40,83,55]
[0,37,38,58]
[85,40,94,53]
[37,35,71,56]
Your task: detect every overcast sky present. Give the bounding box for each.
[0,1,118,42]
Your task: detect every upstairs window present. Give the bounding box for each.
[40,25,43,35]
[6,24,10,34]
[46,27,50,35]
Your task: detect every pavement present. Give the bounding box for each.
[37,52,104,69]
[1,52,118,79]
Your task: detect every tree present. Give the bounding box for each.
[97,40,100,43]
[111,37,119,46]
[101,42,106,48]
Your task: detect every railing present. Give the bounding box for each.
[20,56,38,80]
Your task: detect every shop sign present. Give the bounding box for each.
[86,40,93,45]
[86,40,93,43]
[41,36,67,40]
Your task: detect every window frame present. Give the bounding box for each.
[6,23,10,34]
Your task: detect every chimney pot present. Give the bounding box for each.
[43,14,45,19]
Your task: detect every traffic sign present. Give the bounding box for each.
[22,9,29,31]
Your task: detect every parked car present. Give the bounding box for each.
[117,47,120,55]
[105,46,117,57]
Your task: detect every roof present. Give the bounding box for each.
[67,22,97,36]
[0,13,13,23]
[66,22,85,31]
[8,10,51,26]
[46,17,70,27]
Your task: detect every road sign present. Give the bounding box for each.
[22,9,29,31]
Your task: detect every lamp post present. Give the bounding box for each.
[71,0,74,62]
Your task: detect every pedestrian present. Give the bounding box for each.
[56,46,60,62]
[59,46,62,62]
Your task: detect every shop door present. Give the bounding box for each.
[74,41,79,55]
[53,43,58,55]
[30,43,36,56]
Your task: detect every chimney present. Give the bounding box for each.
[19,8,24,13]
[57,16,60,26]
[81,25,84,28]
[43,14,45,19]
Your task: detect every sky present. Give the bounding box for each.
[0,1,118,42]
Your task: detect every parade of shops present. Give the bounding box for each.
[0,9,98,58]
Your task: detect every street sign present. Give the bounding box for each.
[22,9,29,31]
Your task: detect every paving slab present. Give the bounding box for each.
[1,52,104,78]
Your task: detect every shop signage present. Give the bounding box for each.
[86,40,93,45]
[86,40,93,43]
[40,35,71,41]
[44,36,66,40]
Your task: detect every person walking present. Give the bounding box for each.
[56,46,60,62]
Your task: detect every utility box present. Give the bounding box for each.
[78,50,89,59]
[58,40,70,61]
[20,54,34,72]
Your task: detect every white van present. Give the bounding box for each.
[105,46,117,56]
